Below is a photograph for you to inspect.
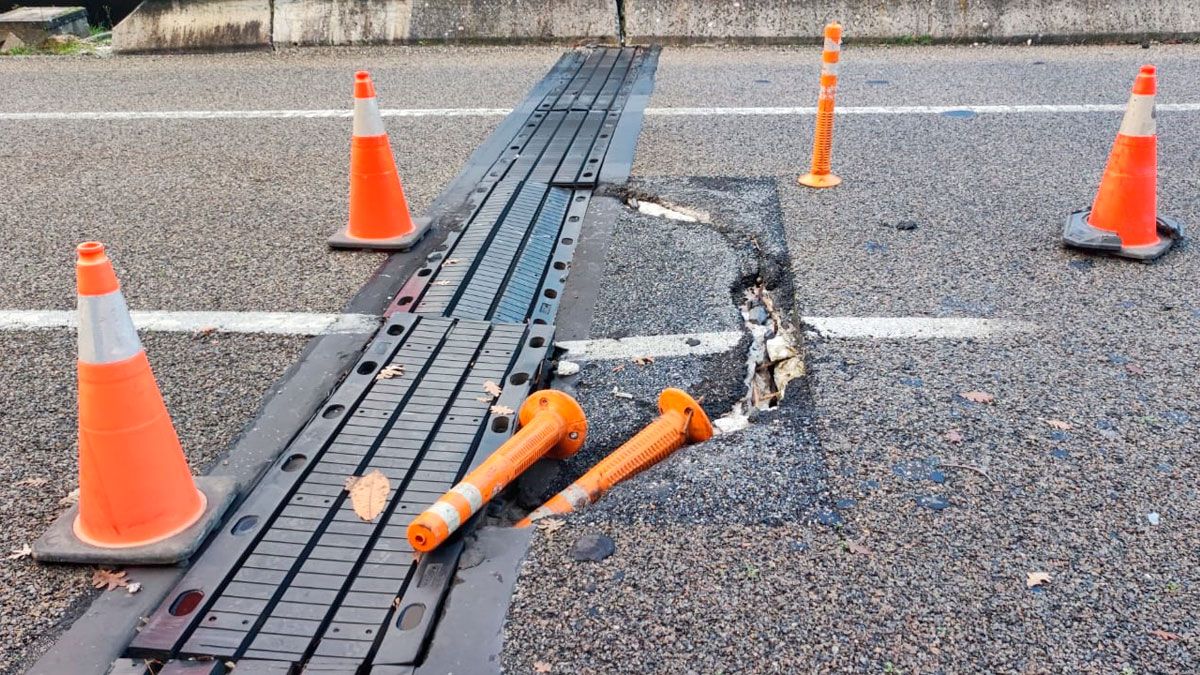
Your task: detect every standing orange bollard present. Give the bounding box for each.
[1062,64,1181,260]
[34,243,234,564]
[328,70,431,250]
[407,390,587,552]
[798,22,844,189]
[516,388,711,527]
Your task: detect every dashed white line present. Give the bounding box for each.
[802,316,1037,339]
[4,103,1200,122]
[0,310,379,336]
[557,331,744,361]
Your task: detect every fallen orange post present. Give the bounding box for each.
[798,22,843,189]
[516,388,712,527]
[407,390,587,552]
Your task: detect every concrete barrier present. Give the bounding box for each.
[622,0,1200,44]
[113,0,270,52]
[112,0,1200,51]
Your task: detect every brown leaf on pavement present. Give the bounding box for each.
[490,404,515,416]
[633,355,655,366]
[944,429,964,444]
[533,662,552,674]
[536,519,565,534]
[59,488,80,507]
[961,391,995,404]
[345,469,390,522]
[1149,629,1182,641]
[1026,571,1051,588]
[482,380,503,398]
[15,477,48,487]
[92,569,129,591]
[611,363,626,373]
[846,539,872,556]
[1042,419,1072,430]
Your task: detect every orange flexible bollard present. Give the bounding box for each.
[328,70,431,250]
[516,389,712,527]
[798,22,843,189]
[407,390,587,552]
[1062,64,1181,260]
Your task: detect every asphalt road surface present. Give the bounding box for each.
[2,42,1198,673]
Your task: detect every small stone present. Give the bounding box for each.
[835,498,857,509]
[749,306,769,324]
[894,220,918,231]
[765,334,797,361]
[815,510,844,527]
[685,337,700,346]
[555,360,580,377]
[916,495,951,511]
[1050,448,1070,460]
[1,32,24,53]
[1147,512,1160,526]
[929,470,946,484]
[865,241,889,253]
[571,533,615,562]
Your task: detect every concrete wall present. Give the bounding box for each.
[272,0,616,45]
[623,0,1200,43]
[113,0,1200,52]
[113,0,270,52]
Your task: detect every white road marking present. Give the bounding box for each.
[0,309,379,336]
[557,331,744,361]
[802,316,1036,339]
[4,103,1200,122]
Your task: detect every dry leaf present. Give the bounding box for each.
[534,662,552,674]
[6,544,32,560]
[196,326,217,337]
[490,404,515,416]
[846,539,872,556]
[375,364,404,380]
[59,488,80,507]
[1149,629,1182,641]
[476,396,494,403]
[961,391,995,404]
[944,429,964,444]
[536,519,565,534]
[1043,419,1072,430]
[482,381,503,398]
[611,363,626,373]
[92,569,129,591]
[443,258,462,266]
[126,582,142,594]
[16,477,48,487]
[434,280,451,286]
[1026,571,1051,588]
[633,355,655,366]
[392,596,403,608]
[346,469,390,522]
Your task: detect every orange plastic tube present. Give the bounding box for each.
[798,22,843,189]
[516,388,712,527]
[407,390,586,552]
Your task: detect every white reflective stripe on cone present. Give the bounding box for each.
[1119,93,1156,137]
[823,37,841,52]
[78,290,142,364]
[451,482,484,512]
[352,96,386,137]
[821,61,839,77]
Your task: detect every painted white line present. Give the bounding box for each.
[648,103,1200,116]
[802,316,1036,339]
[557,331,744,361]
[4,103,1200,122]
[0,309,379,336]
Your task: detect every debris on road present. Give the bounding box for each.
[1026,571,1052,589]
[520,389,712,526]
[570,534,616,562]
[555,360,580,377]
[345,470,390,522]
[6,544,32,560]
[960,390,995,404]
[91,569,129,591]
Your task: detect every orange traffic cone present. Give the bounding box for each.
[1063,65,1182,260]
[328,71,431,251]
[34,243,233,564]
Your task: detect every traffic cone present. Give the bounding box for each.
[516,388,711,527]
[34,243,234,564]
[328,71,431,251]
[408,390,587,552]
[798,22,843,189]
[1062,65,1183,260]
